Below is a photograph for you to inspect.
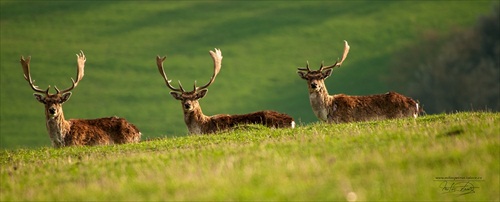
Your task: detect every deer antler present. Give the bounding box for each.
[320,40,350,71]
[196,48,223,91]
[56,50,86,94]
[20,55,50,94]
[156,55,185,92]
[297,61,311,72]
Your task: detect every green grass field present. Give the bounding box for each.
[1,112,498,201]
[0,1,495,149]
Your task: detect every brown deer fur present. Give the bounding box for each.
[297,41,421,123]
[21,51,141,147]
[157,49,295,135]
[170,89,295,134]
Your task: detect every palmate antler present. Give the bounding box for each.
[320,40,350,71]
[20,55,50,94]
[157,48,223,93]
[56,50,86,94]
[297,40,350,72]
[156,55,185,92]
[20,50,86,95]
[196,48,222,91]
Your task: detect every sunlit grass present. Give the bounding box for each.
[1,112,498,201]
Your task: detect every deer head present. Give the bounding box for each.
[297,40,350,93]
[156,48,222,113]
[21,51,86,119]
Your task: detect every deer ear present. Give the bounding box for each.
[297,71,308,80]
[60,92,72,103]
[170,92,183,100]
[322,69,333,79]
[34,94,45,104]
[195,89,208,99]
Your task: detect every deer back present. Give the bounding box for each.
[329,92,419,123]
[230,110,295,128]
[65,116,141,146]
[201,110,295,134]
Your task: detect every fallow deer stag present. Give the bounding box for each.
[20,51,141,147]
[156,48,295,134]
[297,41,421,123]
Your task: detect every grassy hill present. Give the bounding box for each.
[1,112,498,200]
[0,1,494,148]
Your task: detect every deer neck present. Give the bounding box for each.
[45,110,71,147]
[183,107,209,134]
[308,87,333,122]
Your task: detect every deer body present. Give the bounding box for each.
[308,89,419,123]
[45,115,140,147]
[298,41,420,123]
[157,49,294,135]
[21,51,141,147]
[182,106,294,134]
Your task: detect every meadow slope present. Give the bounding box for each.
[0,1,494,148]
[0,112,499,201]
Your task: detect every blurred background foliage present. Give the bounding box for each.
[1,1,497,148]
[387,5,499,114]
